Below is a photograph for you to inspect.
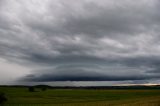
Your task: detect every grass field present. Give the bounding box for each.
[0,87,160,106]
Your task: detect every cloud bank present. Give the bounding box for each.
[0,0,160,84]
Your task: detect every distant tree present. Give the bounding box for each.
[28,86,35,92]
[0,93,7,105]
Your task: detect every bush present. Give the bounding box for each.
[0,93,7,104]
[41,87,47,91]
[28,86,35,92]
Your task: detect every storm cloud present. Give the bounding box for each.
[22,67,160,82]
[0,0,160,85]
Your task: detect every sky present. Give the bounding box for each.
[0,0,160,86]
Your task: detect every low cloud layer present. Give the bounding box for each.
[23,68,160,82]
[0,0,160,85]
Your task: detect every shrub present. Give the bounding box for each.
[0,93,7,104]
[41,87,47,91]
[28,86,35,92]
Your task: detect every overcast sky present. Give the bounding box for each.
[0,0,160,86]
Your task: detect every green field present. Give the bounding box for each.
[0,87,160,106]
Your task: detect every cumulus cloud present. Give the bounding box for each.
[0,0,160,84]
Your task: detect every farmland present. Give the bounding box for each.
[0,86,160,106]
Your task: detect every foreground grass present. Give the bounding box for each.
[0,87,160,105]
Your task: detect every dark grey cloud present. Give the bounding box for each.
[23,73,153,82]
[146,66,160,73]
[24,0,159,38]
[0,0,160,84]
[22,67,160,82]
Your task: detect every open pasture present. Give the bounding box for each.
[0,87,160,106]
